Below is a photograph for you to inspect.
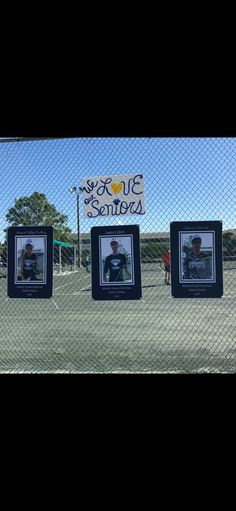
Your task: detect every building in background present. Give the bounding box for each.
[70,229,236,265]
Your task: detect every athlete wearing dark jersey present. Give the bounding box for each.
[103,240,129,282]
[19,240,39,280]
[183,251,212,279]
[104,253,127,282]
[21,253,38,279]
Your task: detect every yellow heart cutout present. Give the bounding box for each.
[111,182,122,195]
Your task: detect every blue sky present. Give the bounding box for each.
[0,137,236,241]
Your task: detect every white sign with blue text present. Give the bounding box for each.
[82,174,145,218]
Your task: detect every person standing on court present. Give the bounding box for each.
[19,239,40,281]
[103,239,130,282]
[183,235,212,279]
[162,248,171,285]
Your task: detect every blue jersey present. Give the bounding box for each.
[183,251,212,280]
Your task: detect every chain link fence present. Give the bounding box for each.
[0,138,236,373]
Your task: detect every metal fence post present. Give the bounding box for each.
[59,244,62,274]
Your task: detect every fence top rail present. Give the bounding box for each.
[0,137,67,143]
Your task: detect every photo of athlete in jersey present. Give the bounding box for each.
[103,240,131,282]
[19,239,40,281]
[99,236,134,285]
[183,235,213,280]
[15,237,46,283]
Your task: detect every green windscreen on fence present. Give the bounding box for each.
[54,240,75,248]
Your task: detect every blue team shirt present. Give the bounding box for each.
[183,251,212,279]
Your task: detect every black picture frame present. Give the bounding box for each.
[170,221,223,298]
[7,226,53,299]
[91,225,142,300]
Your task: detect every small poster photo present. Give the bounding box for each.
[15,236,47,285]
[99,235,134,286]
[179,231,216,283]
[91,225,141,301]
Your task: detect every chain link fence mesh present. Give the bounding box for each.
[0,138,236,373]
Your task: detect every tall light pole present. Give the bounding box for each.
[69,186,82,268]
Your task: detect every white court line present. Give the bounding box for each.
[53,270,79,277]
[73,284,91,296]
[51,298,59,309]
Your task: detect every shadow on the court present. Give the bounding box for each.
[143,283,168,289]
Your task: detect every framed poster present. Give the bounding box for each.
[91,225,142,300]
[7,226,53,299]
[170,221,223,298]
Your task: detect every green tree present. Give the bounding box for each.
[182,244,190,254]
[6,192,72,242]
[0,243,7,263]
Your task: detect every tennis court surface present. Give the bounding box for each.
[1,264,235,373]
